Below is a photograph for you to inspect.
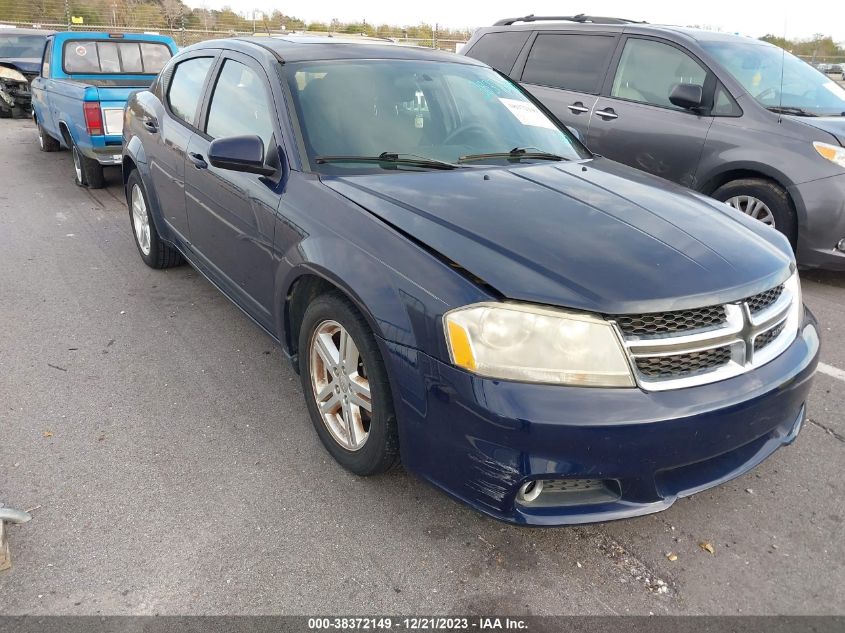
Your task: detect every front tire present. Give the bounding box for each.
[37,123,60,152]
[71,141,105,189]
[298,292,399,476]
[125,170,183,269]
[712,178,797,249]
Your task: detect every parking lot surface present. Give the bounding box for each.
[0,118,843,615]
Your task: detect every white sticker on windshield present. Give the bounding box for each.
[822,81,845,98]
[498,98,557,129]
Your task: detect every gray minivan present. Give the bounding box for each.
[462,15,845,270]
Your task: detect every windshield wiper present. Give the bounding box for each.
[766,106,818,117]
[458,147,568,164]
[314,152,461,170]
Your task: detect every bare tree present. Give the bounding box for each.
[160,0,184,31]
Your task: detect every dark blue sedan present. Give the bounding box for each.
[122,36,819,525]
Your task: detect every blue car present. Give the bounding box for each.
[122,36,819,525]
[31,31,177,187]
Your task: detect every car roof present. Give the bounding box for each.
[51,31,176,44]
[187,35,485,65]
[0,28,54,36]
[481,19,773,48]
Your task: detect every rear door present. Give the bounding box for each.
[586,36,715,188]
[149,52,217,239]
[517,32,618,139]
[184,51,282,327]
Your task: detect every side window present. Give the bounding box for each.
[522,33,617,94]
[611,39,707,109]
[42,41,52,77]
[167,56,215,127]
[465,31,530,74]
[205,59,275,153]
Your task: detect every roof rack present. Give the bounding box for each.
[494,14,646,26]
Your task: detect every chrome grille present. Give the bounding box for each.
[611,276,798,391]
[635,346,732,379]
[747,285,784,315]
[615,306,725,337]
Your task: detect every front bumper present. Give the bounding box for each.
[384,312,819,526]
[790,173,845,270]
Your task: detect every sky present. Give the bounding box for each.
[184,0,845,42]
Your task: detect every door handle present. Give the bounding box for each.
[596,108,618,120]
[142,117,158,133]
[188,152,208,169]
[568,102,590,114]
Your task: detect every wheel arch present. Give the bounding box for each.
[697,164,803,226]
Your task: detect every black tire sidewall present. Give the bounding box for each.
[712,179,797,248]
[126,170,163,267]
[298,293,399,476]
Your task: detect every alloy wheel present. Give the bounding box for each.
[309,320,372,451]
[131,184,151,256]
[724,195,776,227]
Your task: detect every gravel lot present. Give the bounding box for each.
[0,117,843,616]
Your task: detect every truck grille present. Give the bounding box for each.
[611,279,797,391]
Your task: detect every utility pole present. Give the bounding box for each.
[64,0,70,30]
[434,23,438,49]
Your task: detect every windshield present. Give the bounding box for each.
[285,59,590,172]
[0,34,46,58]
[703,40,845,116]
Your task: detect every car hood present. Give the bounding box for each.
[791,116,845,145]
[0,58,40,76]
[323,159,793,314]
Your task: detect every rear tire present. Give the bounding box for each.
[71,141,105,189]
[126,170,183,269]
[712,178,797,249]
[298,292,400,476]
[37,123,60,152]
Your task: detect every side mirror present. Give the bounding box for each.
[669,83,704,110]
[207,135,276,176]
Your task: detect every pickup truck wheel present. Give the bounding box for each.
[126,170,184,269]
[712,178,797,249]
[37,123,60,152]
[71,142,105,189]
[299,292,400,476]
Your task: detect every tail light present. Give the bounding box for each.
[83,101,103,136]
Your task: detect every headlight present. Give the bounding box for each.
[813,141,845,168]
[0,66,26,83]
[444,303,635,387]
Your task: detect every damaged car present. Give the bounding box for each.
[0,28,52,118]
[123,37,819,526]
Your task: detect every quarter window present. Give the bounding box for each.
[611,39,707,109]
[205,59,275,152]
[167,56,214,127]
[522,33,617,94]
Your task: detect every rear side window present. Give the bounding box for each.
[63,40,172,74]
[167,57,215,127]
[611,39,707,109]
[205,59,275,151]
[465,31,530,74]
[522,33,616,93]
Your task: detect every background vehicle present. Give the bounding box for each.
[30,31,176,188]
[462,15,845,270]
[122,36,817,526]
[0,28,52,118]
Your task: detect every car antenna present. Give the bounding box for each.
[777,15,786,120]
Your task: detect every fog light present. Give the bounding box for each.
[837,238,845,252]
[517,480,543,503]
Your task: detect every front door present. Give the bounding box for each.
[184,53,282,329]
[586,37,715,189]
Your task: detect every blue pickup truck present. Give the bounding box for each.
[31,32,177,188]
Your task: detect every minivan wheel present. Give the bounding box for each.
[712,178,797,248]
[299,292,399,476]
[125,170,183,269]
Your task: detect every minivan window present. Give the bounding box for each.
[611,39,707,109]
[63,40,172,74]
[522,33,616,94]
[286,59,590,171]
[466,31,530,74]
[703,40,845,116]
[167,56,214,127]
[206,59,275,152]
